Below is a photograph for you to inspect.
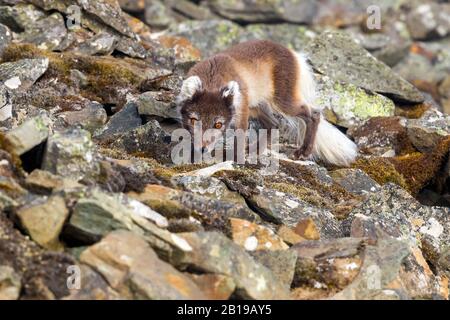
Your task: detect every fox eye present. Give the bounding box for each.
[214,122,223,129]
[190,118,198,125]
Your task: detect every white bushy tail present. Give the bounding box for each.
[312,116,358,167]
[295,52,358,167]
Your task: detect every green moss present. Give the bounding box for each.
[268,182,331,208]
[276,160,357,204]
[352,157,409,190]
[317,78,395,127]
[1,43,143,104]
[213,167,262,198]
[389,136,450,195]
[395,103,430,119]
[354,136,450,195]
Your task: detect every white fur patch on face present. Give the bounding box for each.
[222,81,242,110]
[177,76,202,104]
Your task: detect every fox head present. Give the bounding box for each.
[176,76,241,152]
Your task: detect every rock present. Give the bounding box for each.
[229,218,288,251]
[407,110,450,153]
[25,169,81,194]
[16,195,69,250]
[17,12,67,51]
[406,3,450,40]
[136,91,179,120]
[277,225,305,246]
[78,0,135,38]
[330,238,410,299]
[0,3,47,32]
[248,188,343,239]
[153,35,202,71]
[347,116,412,156]
[401,247,448,299]
[209,0,316,24]
[0,114,49,156]
[128,184,262,232]
[168,20,243,58]
[0,23,11,56]
[68,188,167,243]
[172,0,218,21]
[0,84,11,121]
[294,218,320,240]
[343,184,419,248]
[0,174,26,200]
[305,30,424,104]
[144,0,176,29]
[187,274,236,300]
[346,183,450,271]
[177,231,291,299]
[394,41,450,87]
[115,35,147,59]
[250,250,297,288]
[2,43,169,105]
[42,128,100,181]
[330,169,381,196]
[0,212,76,299]
[238,24,315,52]
[0,58,49,90]
[173,175,246,205]
[119,0,145,13]
[181,161,235,178]
[315,74,396,128]
[0,265,21,300]
[73,32,118,56]
[63,264,122,300]
[56,102,107,133]
[291,238,364,294]
[80,230,206,299]
[95,102,142,140]
[108,120,175,164]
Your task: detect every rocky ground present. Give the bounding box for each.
[0,0,449,300]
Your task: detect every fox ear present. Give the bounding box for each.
[221,81,241,110]
[177,76,202,104]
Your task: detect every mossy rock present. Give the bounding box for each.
[352,157,409,191]
[353,136,450,195]
[1,43,168,105]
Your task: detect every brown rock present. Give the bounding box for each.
[230,218,288,251]
[294,218,320,241]
[80,230,206,300]
[187,274,236,300]
[277,225,305,246]
[16,195,69,250]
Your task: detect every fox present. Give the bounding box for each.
[176,40,358,167]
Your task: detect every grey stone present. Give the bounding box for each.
[95,101,142,140]
[17,12,67,51]
[0,23,11,56]
[73,32,118,56]
[0,114,49,156]
[406,3,450,40]
[407,110,450,153]
[0,58,49,90]
[330,169,381,196]
[80,230,206,299]
[42,128,100,181]
[305,30,424,104]
[178,231,291,300]
[0,265,21,300]
[136,91,179,120]
[248,188,343,239]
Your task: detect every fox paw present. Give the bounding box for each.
[294,148,313,161]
